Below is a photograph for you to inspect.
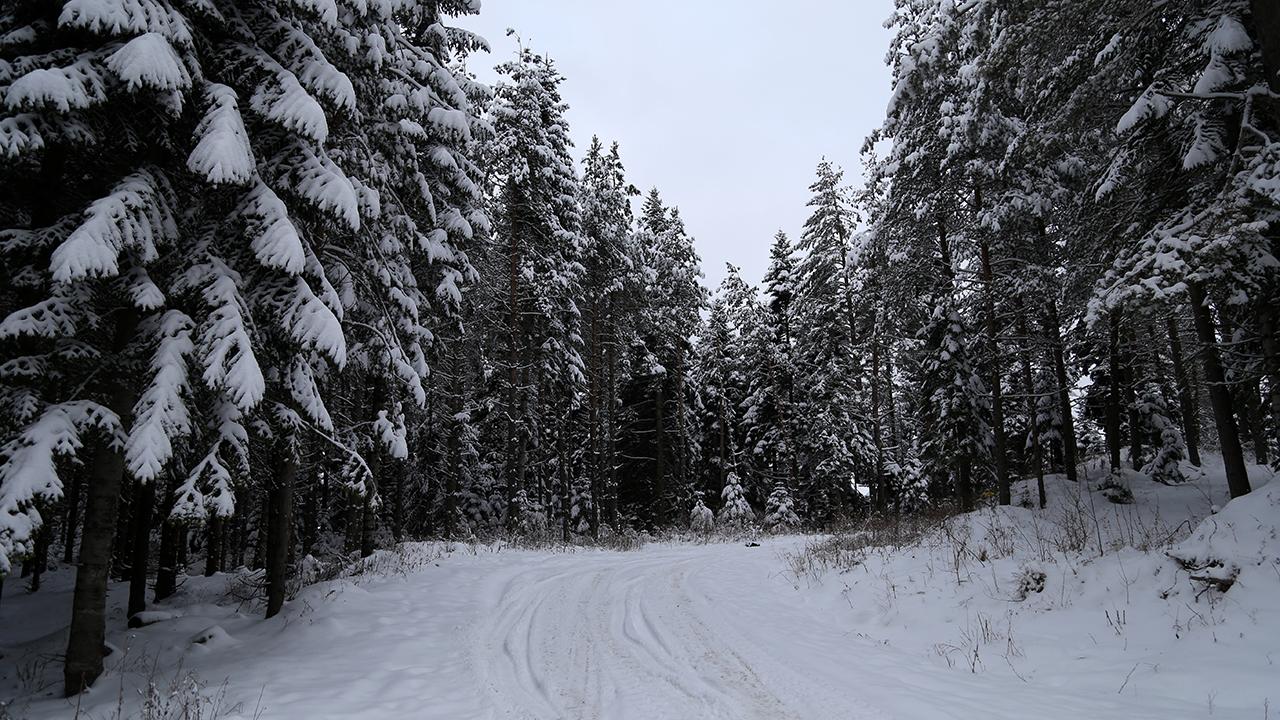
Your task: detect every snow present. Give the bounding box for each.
[4,61,107,113]
[106,32,190,92]
[125,309,196,482]
[1115,86,1170,135]
[0,402,121,573]
[3,458,1275,718]
[50,170,175,282]
[188,84,256,186]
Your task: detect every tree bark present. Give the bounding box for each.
[653,380,666,527]
[154,521,179,602]
[62,470,83,563]
[1044,300,1079,481]
[871,323,886,512]
[957,457,973,512]
[1106,313,1124,473]
[1251,0,1280,93]
[1188,282,1251,498]
[127,480,154,618]
[265,443,297,618]
[1167,315,1202,466]
[1122,327,1143,468]
[204,516,223,577]
[978,238,1009,505]
[1016,303,1046,508]
[64,310,138,696]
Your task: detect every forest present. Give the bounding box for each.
[0,0,1277,713]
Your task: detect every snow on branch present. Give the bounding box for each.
[125,310,196,482]
[0,401,122,574]
[188,84,256,185]
[50,169,177,282]
[106,32,191,92]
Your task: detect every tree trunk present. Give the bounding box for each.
[64,446,125,694]
[1044,300,1079,481]
[27,511,51,591]
[359,494,374,559]
[1122,327,1143,468]
[1257,302,1280,460]
[957,457,973,512]
[62,470,83,563]
[588,297,602,539]
[1242,378,1269,465]
[653,379,666,526]
[1188,282,1251,498]
[1016,304,1046,508]
[154,520,179,603]
[871,325,886,512]
[1252,0,1280,93]
[978,238,1009,505]
[1106,313,1124,473]
[266,443,297,618]
[1167,315,1202,466]
[64,310,138,697]
[127,480,154,618]
[204,516,222,577]
[605,337,620,530]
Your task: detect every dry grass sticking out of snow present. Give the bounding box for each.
[780,455,1279,718]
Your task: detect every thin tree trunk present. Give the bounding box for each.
[1167,315,1202,466]
[605,337,620,529]
[127,480,154,618]
[154,521,179,602]
[1251,0,1280,93]
[957,457,973,512]
[1188,282,1251,498]
[871,324,886,512]
[64,310,138,697]
[588,298,602,539]
[1106,313,1124,473]
[1122,327,1143,468]
[653,380,666,527]
[1044,300,1079,481]
[1257,303,1280,460]
[978,238,1009,504]
[62,470,83,563]
[1242,378,1269,465]
[265,442,297,619]
[28,510,51,591]
[1016,304,1046,508]
[204,516,222,577]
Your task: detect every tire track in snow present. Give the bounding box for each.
[478,551,804,719]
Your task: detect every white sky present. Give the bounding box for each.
[460,1,894,290]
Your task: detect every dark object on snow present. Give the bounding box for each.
[745,542,761,547]
[1098,477,1135,505]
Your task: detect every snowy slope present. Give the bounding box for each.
[2,459,1275,719]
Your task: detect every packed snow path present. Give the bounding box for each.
[7,523,1270,719]
[469,541,1198,720]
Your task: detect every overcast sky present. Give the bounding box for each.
[461,1,894,290]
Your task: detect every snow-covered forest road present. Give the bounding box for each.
[8,470,1276,720]
[467,541,1187,720]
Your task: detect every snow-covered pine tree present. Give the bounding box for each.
[579,136,638,536]
[1134,382,1188,486]
[741,231,803,513]
[689,495,714,533]
[792,161,871,523]
[1,0,490,693]
[621,189,706,527]
[717,471,753,529]
[483,48,587,532]
[762,483,800,533]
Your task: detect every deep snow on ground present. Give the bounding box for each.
[2,457,1277,720]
